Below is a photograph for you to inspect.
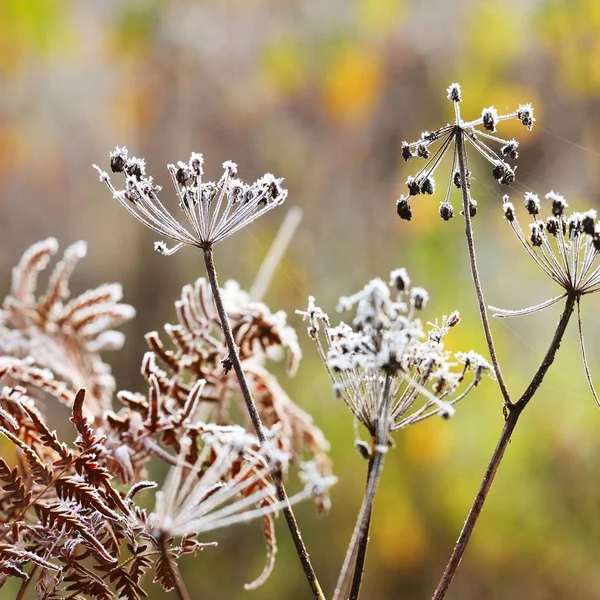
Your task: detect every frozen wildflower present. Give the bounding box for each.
[94,147,287,255]
[147,426,336,589]
[397,83,534,221]
[491,192,600,405]
[298,270,492,446]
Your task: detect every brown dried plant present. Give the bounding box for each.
[0,240,334,599]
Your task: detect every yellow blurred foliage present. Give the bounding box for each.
[261,37,308,99]
[537,0,600,94]
[357,0,404,37]
[372,496,429,570]
[322,44,383,125]
[402,418,455,468]
[0,0,72,75]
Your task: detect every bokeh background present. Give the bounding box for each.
[3,0,600,598]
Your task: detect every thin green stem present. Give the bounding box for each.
[432,293,577,599]
[455,130,512,406]
[202,245,325,600]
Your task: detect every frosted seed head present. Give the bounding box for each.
[501,139,519,160]
[447,82,462,102]
[524,192,541,216]
[481,106,499,132]
[389,268,410,292]
[416,143,429,159]
[545,190,568,217]
[517,104,535,130]
[397,197,412,221]
[439,201,454,221]
[411,287,429,310]
[406,176,420,196]
[420,176,435,195]
[109,146,128,173]
[401,141,413,162]
[530,222,544,247]
[503,197,516,222]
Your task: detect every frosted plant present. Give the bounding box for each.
[94,148,325,598]
[94,147,287,254]
[0,238,135,418]
[490,192,600,405]
[147,427,336,591]
[298,268,492,600]
[396,82,534,222]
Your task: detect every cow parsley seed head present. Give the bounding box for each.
[493,193,600,313]
[94,147,287,254]
[524,192,541,216]
[447,82,462,102]
[396,83,534,221]
[491,194,600,408]
[299,269,490,443]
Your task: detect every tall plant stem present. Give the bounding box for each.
[455,130,512,406]
[432,292,576,600]
[202,245,325,600]
[333,376,392,600]
[333,450,385,600]
[159,534,191,600]
[348,455,375,600]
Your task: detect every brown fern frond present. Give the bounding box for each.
[154,537,178,592]
[1,240,135,418]
[0,428,53,486]
[0,544,60,572]
[53,478,120,521]
[35,503,117,564]
[0,457,31,509]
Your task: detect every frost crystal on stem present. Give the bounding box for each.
[397,84,534,221]
[94,147,287,254]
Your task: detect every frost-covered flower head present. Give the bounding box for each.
[397,83,534,222]
[491,192,600,405]
[298,269,492,448]
[147,424,336,589]
[94,147,287,255]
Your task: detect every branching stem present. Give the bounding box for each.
[202,245,325,600]
[432,292,577,599]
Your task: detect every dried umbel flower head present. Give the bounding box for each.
[94,147,287,254]
[147,426,336,589]
[491,192,600,406]
[0,238,135,418]
[397,83,534,221]
[298,269,492,447]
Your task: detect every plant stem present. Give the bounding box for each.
[432,293,576,600]
[159,534,191,600]
[334,450,385,600]
[455,130,512,406]
[202,245,325,600]
[348,456,375,600]
[334,377,392,600]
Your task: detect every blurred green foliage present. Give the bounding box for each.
[2,0,600,598]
